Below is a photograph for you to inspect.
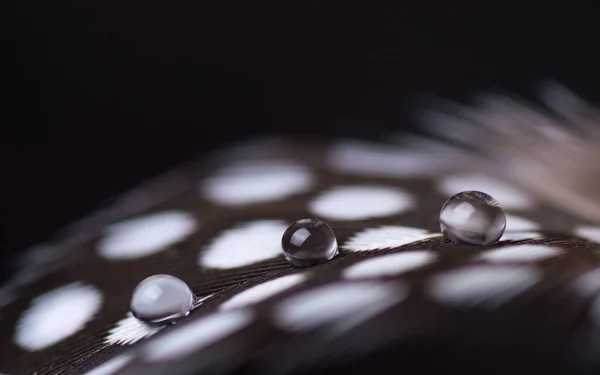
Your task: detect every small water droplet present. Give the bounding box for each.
[282,219,338,267]
[440,191,506,246]
[131,275,195,325]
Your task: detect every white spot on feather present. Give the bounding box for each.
[343,251,437,279]
[141,310,254,362]
[98,211,198,260]
[104,313,163,346]
[427,265,542,309]
[310,186,415,220]
[342,226,440,252]
[201,161,314,206]
[477,244,563,263]
[15,283,103,351]
[273,282,407,334]
[199,220,288,269]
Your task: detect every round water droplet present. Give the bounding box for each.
[131,274,195,325]
[281,219,338,267]
[440,191,506,246]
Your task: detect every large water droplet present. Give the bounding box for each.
[440,191,506,246]
[282,219,338,267]
[131,274,195,325]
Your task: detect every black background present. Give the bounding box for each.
[4,1,600,278]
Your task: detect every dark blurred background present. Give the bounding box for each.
[3,1,600,280]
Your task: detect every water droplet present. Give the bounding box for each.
[131,275,196,325]
[282,219,338,267]
[440,191,506,246]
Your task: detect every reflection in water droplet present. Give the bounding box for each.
[440,191,506,246]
